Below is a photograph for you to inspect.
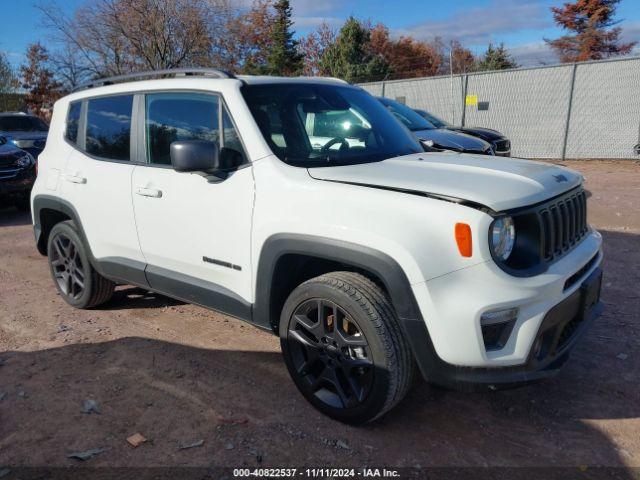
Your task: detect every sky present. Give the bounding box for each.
[1,0,640,69]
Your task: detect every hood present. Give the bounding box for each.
[308,153,582,212]
[412,128,491,152]
[445,126,504,142]
[1,130,48,141]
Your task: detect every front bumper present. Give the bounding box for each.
[407,229,603,389]
[0,167,36,199]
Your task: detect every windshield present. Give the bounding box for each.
[415,109,449,128]
[242,83,423,167]
[0,115,49,132]
[377,98,435,131]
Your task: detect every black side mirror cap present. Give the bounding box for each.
[170,140,220,172]
[219,147,245,170]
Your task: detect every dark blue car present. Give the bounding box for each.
[377,98,495,156]
[0,135,36,210]
[0,112,49,158]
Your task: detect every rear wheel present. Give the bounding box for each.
[280,272,414,424]
[47,221,115,309]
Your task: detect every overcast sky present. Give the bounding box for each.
[1,0,639,68]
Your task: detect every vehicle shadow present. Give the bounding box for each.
[102,286,186,310]
[0,207,31,227]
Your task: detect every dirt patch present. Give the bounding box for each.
[0,160,638,470]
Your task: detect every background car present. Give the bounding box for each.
[0,112,49,158]
[0,135,37,211]
[414,108,511,157]
[377,97,494,156]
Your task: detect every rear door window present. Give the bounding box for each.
[86,95,134,161]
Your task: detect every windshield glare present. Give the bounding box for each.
[242,83,423,167]
[0,116,49,132]
[377,98,436,132]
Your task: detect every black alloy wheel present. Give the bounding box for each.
[288,298,374,409]
[280,272,414,424]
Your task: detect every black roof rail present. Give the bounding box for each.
[72,68,235,92]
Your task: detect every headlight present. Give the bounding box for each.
[12,139,35,149]
[15,152,35,168]
[490,216,515,261]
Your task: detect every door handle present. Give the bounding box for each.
[136,187,163,198]
[65,174,87,184]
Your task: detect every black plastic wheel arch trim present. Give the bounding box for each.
[253,233,446,381]
[32,195,150,286]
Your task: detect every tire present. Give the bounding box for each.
[280,271,414,424]
[47,221,115,309]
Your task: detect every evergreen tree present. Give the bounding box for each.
[265,0,303,76]
[545,0,636,62]
[319,17,389,83]
[475,42,519,71]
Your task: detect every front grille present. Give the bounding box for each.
[493,139,510,152]
[538,188,588,261]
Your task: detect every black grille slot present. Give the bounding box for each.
[538,188,588,262]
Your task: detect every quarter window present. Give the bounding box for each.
[66,101,82,144]
[86,95,133,161]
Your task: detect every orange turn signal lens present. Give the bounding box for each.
[455,223,472,257]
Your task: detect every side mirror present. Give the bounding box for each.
[170,140,220,172]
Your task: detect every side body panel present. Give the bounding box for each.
[131,164,255,304]
[60,150,144,263]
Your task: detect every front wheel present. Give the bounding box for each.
[280,272,414,424]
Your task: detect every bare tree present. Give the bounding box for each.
[37,0,234,79]
[49,45,93,90]
[212,0,276,73]
[0,51,18,94]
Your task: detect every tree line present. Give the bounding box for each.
[0,0,635,118]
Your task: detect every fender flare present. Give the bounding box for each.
[32,194,148,287]
[33,194,86,256]
[253,233,444,380]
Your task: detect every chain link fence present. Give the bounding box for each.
[358,56,640,159]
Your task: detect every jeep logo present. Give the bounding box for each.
[553,174,568,183]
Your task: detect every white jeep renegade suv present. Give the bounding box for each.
[31,69,603,424]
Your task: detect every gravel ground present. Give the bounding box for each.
[0,160,638,474]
